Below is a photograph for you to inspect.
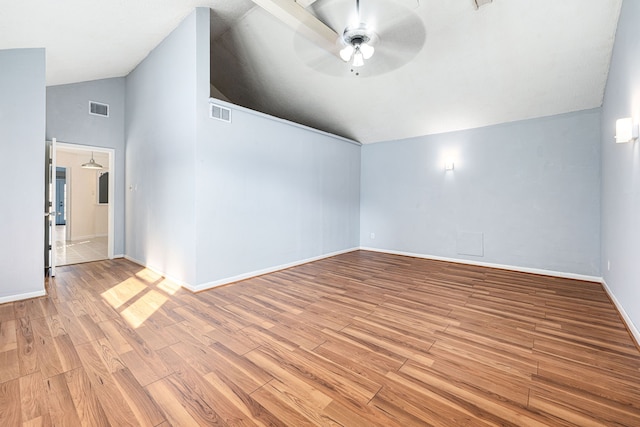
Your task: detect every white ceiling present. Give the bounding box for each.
[0,0,254,86]
[1,0,622,144]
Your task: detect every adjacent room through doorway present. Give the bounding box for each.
[53,145,112,266]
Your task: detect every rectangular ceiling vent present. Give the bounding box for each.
[210,103,231,123]
[89,101,109,117]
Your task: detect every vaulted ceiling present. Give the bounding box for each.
[1,0,622,143]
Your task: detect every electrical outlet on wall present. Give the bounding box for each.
[370,232,376,239]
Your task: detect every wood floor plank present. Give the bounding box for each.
[391,365,555,427]
[162,366,241,426]
[19,371,47,424]
[245,348,333,411]
[207,342,274,394]
[255,379,333,426]
[0,378,21,426]
[317,329,410,373]
[30,317,65,379]
[249,385,317,427]
[0,348,20,383]
[530,374,640,426]
[370,383,495,427]
[53,333,83,374]
[322,399,403,427]
[0,303,15,322]
[0,319,17,352]
[73,340,141,426]
[112,368,167,427]
[135,322,181,351]
[64,367,111,427]
[16,317,38,376]
[118,349,162,387]
[535,352,640,406]
[105,317,172,378]
[44,373,83,426]
[0,253,638,425]
[97,319,134,355]
[203,369,283,426]
[146,378,206,426]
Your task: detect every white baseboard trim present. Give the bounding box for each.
[124,248,360,293]
[123,255,192,289]
[0,289,47,304]
[123,254,141,265]
[601,278,640,347]
[112,254,125,259]
[72,234,96,241]
[187,247,360,292]
[359,247,602,283]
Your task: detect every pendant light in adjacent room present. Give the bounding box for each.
[81,152,103,169]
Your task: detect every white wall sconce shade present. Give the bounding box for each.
[615,117,638,143]
[444,160,455,171]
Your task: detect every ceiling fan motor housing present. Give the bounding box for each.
[342,25,376,47]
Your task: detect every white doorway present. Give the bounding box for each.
[53,143,115,266]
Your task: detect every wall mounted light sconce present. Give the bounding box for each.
[444,160,455,171]
[615,117,638,143]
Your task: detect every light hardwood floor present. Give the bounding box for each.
[1,251,639,426]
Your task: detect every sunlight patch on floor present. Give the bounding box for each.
[100,268,180,329]
[120,290,168,329]
[101,278,146,309]
[135,268,163,283]
[157,278,181,296]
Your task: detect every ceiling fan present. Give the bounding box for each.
[251,0,426,77]
[337,0,378,68]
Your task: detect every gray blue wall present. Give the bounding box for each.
[195,102,361,287]
[125,10,198,285]
[361,109,601,277]
[46,78,126,255]
[0,48,46,301]
[600,0,640,337]
[195,9,360,287]
[125,8,360,289]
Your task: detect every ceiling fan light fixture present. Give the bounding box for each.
[340,25,378,67]
[360,42,374,59]
[352,48,365,67]
[340,44,355,61]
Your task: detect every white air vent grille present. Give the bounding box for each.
[89,101,109,117]
[210,104,231,122]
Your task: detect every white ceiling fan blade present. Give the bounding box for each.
[251,0,341,55]
[295,0,320,7]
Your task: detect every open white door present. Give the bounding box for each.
[51,137,57,276]
[45,138,57,276]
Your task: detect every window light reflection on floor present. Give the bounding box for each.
[121,289,168,328]
[101,268,179,328]
[101,278,146,309]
